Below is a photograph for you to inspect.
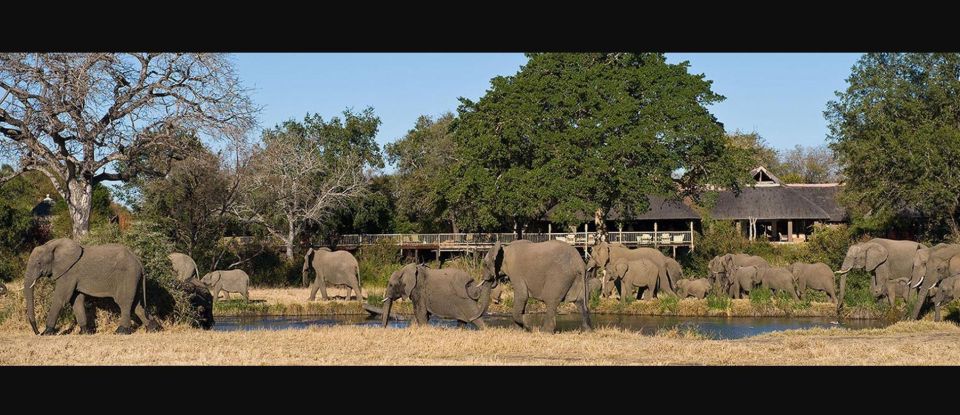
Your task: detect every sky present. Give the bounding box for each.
[233,53,863,159]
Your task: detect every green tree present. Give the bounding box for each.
[385,113,459,232]
[826,53,960,241]
[450,53,752,234]
[728,130,780,171]
[778,144,840,183]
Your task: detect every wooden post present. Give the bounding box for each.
[548,223,552,241]
[787,220,794,242]
[689,220,695,252]
[654,222,658,248]
[583,223,588,259]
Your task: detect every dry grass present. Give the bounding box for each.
[1,321,958,365]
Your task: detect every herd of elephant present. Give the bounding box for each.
[15,236,960,336]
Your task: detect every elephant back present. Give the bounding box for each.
[312,249,360,285]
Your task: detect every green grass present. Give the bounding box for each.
[656,294,679,314]
[706,293,730,311]
[749,287,773,306]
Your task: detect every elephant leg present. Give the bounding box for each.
[115,298,135,335]
[542,299,559,333]
[621,282,630,304]
[351,280,363,302]
[512,283,530,330]
[43,281,76,335]
[134,303,161,332]
[242,287,249,302]
[790,287,799,300]
[318,281,330,301]
[576,295,592,332]
[934,304,942,322]
[308,281,320,301]
[71,292,91,334]
[472,318,487,330]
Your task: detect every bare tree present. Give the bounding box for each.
[0,53,255,238]
[235,130,369,260]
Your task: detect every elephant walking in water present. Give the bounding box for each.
[302,247,363,302]
[484,240,592,333]
[380,263,496,328]
[23,238,161,335]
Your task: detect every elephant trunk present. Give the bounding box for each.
[302,248,314,287]
[470,281,493,322]
[381,297,393,328]
[837,272,847,313]
[23,274,39,335]
[911,285,930,320]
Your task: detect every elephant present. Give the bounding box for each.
[484,240,592,333]
[755,267,799,299]
[23,238,161,335]
[168,253,200,283]
[727,265,760,299]
[836,238,925,304]
[929,275,960,322]
[610,258,662,302]
[911,243,960,319]
[591,241,677,298]
[882,278,912,307]
[380,263,496,328]
[200,270,250,302]
[708,254,770,288]
[788,262,838,304]
[676,278,712,299]
[302,247,363,302]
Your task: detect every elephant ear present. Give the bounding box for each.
[209,272,222,286]
[614,262,629,279]
[402,265,420,297]
[865,243,888,271]
[461,278,481,301]
[50,239,83,281]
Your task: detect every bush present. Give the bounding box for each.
[357,240,402,287]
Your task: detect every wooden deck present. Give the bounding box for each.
[334,231,694,252]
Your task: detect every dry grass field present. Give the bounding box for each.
[1,321,958,365]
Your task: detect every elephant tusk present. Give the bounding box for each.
[913,276,924,289]
[28,280,37,289]
[834,269,849,275]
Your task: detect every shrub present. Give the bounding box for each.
[749,286,773,306]
[357,240,402,287]
[706,292,730,310]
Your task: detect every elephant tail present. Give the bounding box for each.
[355,262,362,296]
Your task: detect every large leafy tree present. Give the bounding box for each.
[385,113,459,232]
[0,53,255,238]
[826,53,960,240]
[450,53,751,234]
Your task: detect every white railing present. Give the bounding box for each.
[337,231,693,249]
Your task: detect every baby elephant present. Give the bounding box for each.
[200,270,250,302]
[611,258,662,302]
[930,275,960,321]
[883,277,912,306]
[676,278,712,299]
[757,267,799,299]
[788,262,837,303]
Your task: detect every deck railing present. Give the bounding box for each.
[337,231,693,249]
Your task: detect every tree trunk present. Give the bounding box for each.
[66,179,93,240]
[449,212,459,234]
[285,219,296,261]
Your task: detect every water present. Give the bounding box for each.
[212,313,889,339]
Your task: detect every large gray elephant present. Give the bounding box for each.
[708,254,770,288]
[929,275,960,322]
[788,262,838,304]
[910,243,960,319]
[836,238,925,304]
[676,278,712,299]
[200,269,250,302]
[168,253,200,283]
[484,240,592,333]
[380,263,496,328]
[302,247,363,302]
[591,241,677,298]
[23,238,161,335]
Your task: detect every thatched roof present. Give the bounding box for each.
[709,186,833,221]
[785,184,847,222]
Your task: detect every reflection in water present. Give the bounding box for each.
[212,313,889,340]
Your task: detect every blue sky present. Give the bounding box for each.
[234,53,862,159]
